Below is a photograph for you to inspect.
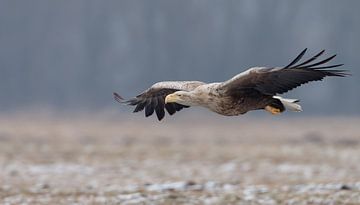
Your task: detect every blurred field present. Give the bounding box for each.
[1,113,360,204]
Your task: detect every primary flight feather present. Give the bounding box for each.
[114,49,349,121]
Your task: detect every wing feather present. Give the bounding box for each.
[221,49,349,96]
[133,100,146,113]
[284,48,307,68]
[145,99,155,117]
[294,50,324,67]
[155,96,165,121]
[165,103,176,115]
[114,81,204,121]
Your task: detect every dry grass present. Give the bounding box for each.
[0,113,360,204]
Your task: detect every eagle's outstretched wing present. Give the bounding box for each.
[220,49,349,96]
[114,81,205,120]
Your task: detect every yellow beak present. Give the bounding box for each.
[165,94,178,104]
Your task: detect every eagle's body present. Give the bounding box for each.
[173,82,271,116]
[114,49,348,121]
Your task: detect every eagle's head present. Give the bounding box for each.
[165,91,197,106]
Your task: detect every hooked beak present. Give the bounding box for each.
[165,94,178,104]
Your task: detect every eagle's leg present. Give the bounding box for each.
[263,97,285,115]
[265,105,281,115]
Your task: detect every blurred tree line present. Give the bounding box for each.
[0,0,359,114]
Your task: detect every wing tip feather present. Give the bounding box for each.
[113,92,124,103]
[284,48,308,68]
[286,49,345,71]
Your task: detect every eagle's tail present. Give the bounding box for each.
[274,96,302,112]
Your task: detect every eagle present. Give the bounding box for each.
[114,49,348,121]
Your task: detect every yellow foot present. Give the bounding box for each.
[265,106,281,115]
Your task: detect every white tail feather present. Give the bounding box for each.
[273,96,302,112]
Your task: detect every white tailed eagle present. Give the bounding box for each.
[114,49,348,120]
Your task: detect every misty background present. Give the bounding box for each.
[0,0,359,115]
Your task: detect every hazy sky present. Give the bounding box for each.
[0,0,359,114]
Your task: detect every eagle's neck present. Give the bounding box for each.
[180,92,203,106]
[187,87,218,107]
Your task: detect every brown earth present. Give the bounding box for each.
[0,113,360,204]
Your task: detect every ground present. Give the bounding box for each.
[0,113,360,204]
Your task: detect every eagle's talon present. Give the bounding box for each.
[265,106,281,115]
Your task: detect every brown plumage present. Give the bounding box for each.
[114,49,349,121]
